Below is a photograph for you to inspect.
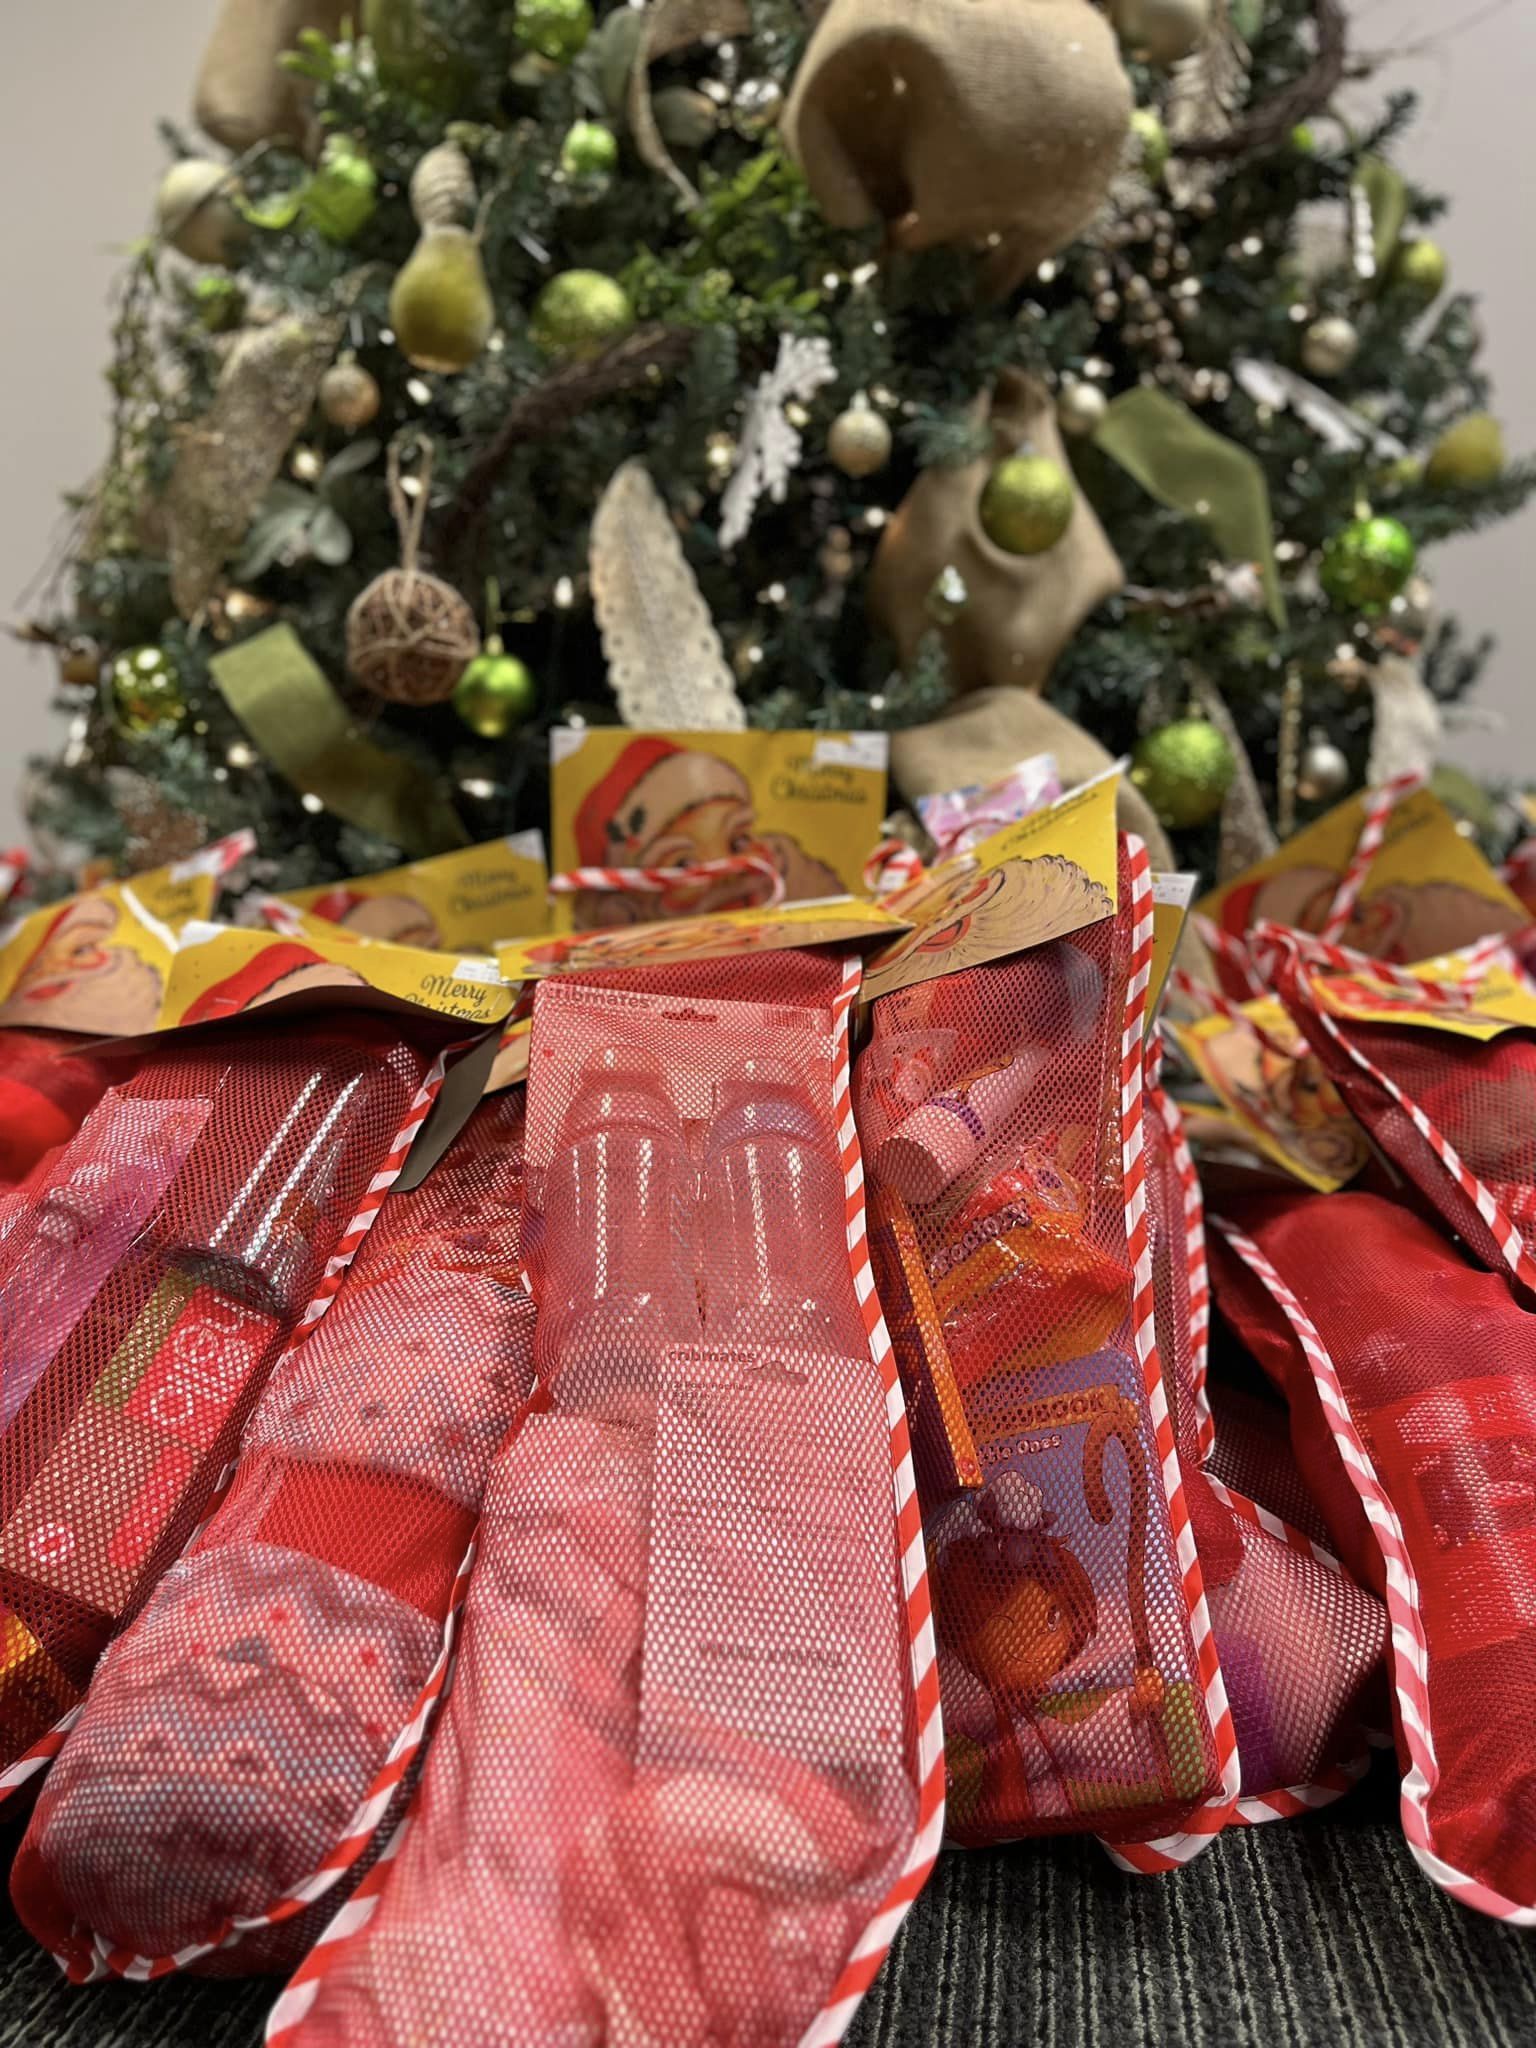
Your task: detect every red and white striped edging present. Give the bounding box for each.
[1211,1217,1536,1922]
[1317,771,1425,945]
[1203,1475,1344,1575]
[1192,912,1268,1002]
[1100,842,1240,1875]
[54,1538,480,1983]
[1263,926,1536,1301]
[548,854,786,908]
[1147,1056,1214,1465]
[1233,1752,1372,1828]
[266,1814,415,2043]
[799,954,945,2045]
[862,839,925,898]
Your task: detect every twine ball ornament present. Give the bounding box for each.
[827,399,892,478]
[347,442,480,706]
[1300,313,1360,379]
[319,356,382,431]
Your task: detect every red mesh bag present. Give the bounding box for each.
[1142,1053,1386,1834]
[1268,933,1536,1298]
[269,952,940,2048]
[0,1017,430,1790]
[1209,1189,1536,1919]
[11,1090,536,1978]
[0,1031,116,1190]
[855,844,1230,1860]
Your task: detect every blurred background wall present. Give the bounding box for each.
[0,0,1530,841]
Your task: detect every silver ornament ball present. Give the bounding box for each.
[1056,380,1108,438]
[827,403,893,479]
[1301,313,1361,379]
[1298,737,1351,804]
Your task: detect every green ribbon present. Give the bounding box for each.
[1355,156,1408,283]
[1097,388,1287,628]
[210,624,467,856]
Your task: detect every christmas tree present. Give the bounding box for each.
[16,0,1536,898]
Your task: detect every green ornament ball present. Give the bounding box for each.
[111,645,187,735]
[978,454,1075,557]
[1290,122,1317,154]
[529,269,634,361]
[192,273,244,333]
[302,136,378,245]
[561,119,618,177]
[514,0,593,65]
[1425,412,1505,489]
[1131,719,1236,831]
[1319,515,1418,615]
[1391,237,1449,307]
[454,645,537,737]
[1129,108,1170,183]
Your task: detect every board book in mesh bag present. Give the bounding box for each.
[1210,1191,1536,1921]
[268,948,941,2048]
[12,1090,536,1980]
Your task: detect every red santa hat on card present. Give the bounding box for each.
[574,739,753,867]
[181,943,362,1025]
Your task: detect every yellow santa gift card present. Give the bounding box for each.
[548,728,888,932]
[281,831,549,950]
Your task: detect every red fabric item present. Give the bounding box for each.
[274,952,934,2048]
[857,849,1225,1853]
[12,1091,534,1978]
[0,1031,115,1187]
[0,1016,428,1785]
[1209,1188,1536,1917]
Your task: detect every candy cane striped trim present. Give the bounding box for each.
[1193,912,1267,1001]
[1211,1217,1536,1922]
[1204,1476,1345,1574]
[548,854,786,907]
[1318,771,1425,945]
[1147,1054,1213,1464]
[1233,1752,1371,1828]
[1266,928,1536,1301]
[800,954,946,2047]
[862,839,925,898]
[52,1538,480,1982]
[265,1813,415,2043]
[1100,842,1240,1876]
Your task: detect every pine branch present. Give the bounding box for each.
[1174,0,1349,162]
[434,324,696,558]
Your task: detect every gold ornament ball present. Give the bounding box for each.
[1056,380,1108,439]
[1297,737,1351,804]
[529,270,634,361]
[320,358,382,432]
[1391,237,1449,307]
[110,646,187,735]
[1319,515,1417,615]
[561,120,618,177]
[1300,313,1360,379]
[1426,412,1506,489]
[1111,0,1213,68]
[1129,108,1170,183]
[978,454,1075,557]
[453,645,538,737]
[1131,719,1236,831]
[156,158,246,267]
[514,0,593,65]
[347,569,482,705]
[827,403,892,479]
[390,225,495,374]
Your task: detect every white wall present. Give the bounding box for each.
[0,1,1530,842]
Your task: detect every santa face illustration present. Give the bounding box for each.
[1225,865,1526,968]
[0,898,162,1035]
[570,739,843,930]
[308,889,442,952]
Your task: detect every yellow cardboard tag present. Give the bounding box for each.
[281,831,549,949]
[498,895,909,983]
[548,727,888,931]
[1200,787,1527,964]
[1173,997,1371,1193]
[1149,873,1198,1033]
[0,836,251,1037]
[1307,952,1536,1042]
[160,920,511,1030]
[860,770,1121,1003]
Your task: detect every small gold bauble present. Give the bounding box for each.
[529,270,634,361]
[1056,380,1108,439]
[110,645,188,735]
[1391,237,1449,307]
[346,569,482,705]
[978,454,1075,557]
[453,643,537,737]
[1111,0,1213,68]
[1297,737,1351,804]
[319,358,383,432]
[1425,413,1505,490]
[1130,718,1235,830]
[156,158,246,267]
[1300,313,1360,379]
[827,402,892,479]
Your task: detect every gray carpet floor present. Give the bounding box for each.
[3,1760,1533,2047]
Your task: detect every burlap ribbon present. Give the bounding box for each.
[193,0,348,151]
[782,0,1130,292]
[868,369,1125,697]
[628,0,753,206]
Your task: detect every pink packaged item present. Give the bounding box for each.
[269,952,941,2047]
[12,1092,536,1978]
[914,755,1061,859]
